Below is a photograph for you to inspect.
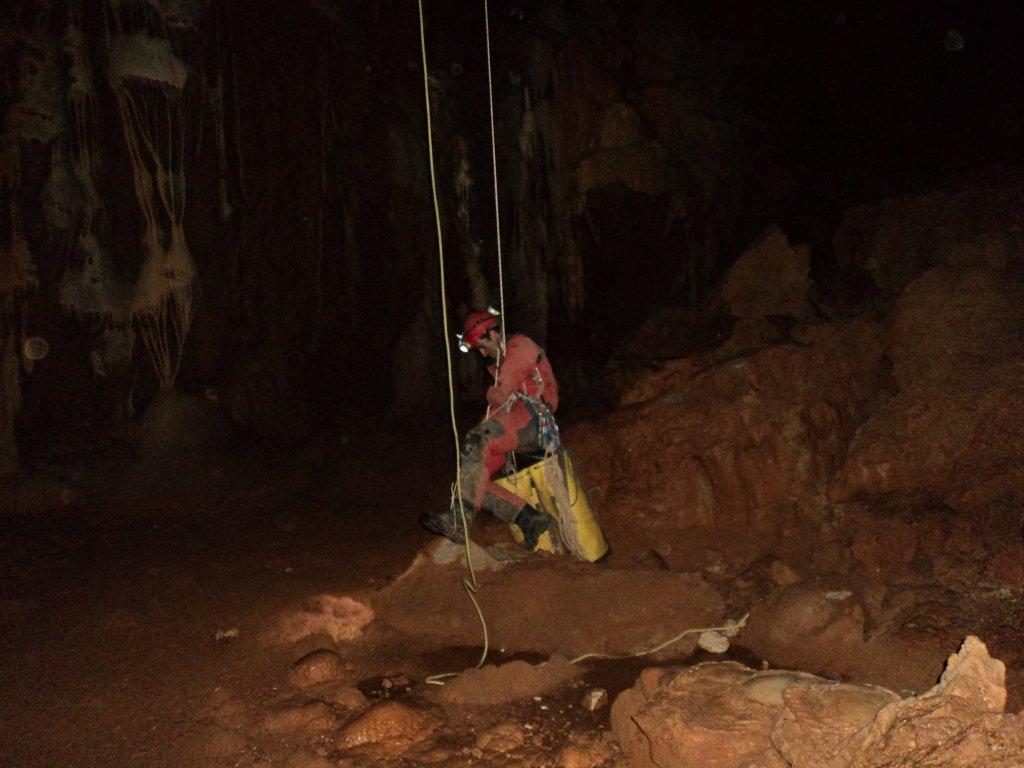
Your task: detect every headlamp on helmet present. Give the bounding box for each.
[457,306,501,352]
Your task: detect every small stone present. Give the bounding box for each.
[825,590,853,601]
[698,630,730,654]
[581,689,608,712]
[318,684,368,709]
[475,722,525,753]
[381,678,394,689]
[556,741,613,768]
[215,628,239,642]
[338,701,436,749]
[286,649,345,688]
[770,560,802,586]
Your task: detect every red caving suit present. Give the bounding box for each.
[458,333,559,523]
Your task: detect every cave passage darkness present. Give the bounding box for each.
[1,1,1023,767]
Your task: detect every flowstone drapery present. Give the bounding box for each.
[107,27,197,390]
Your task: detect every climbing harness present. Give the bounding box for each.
[513,391,560,454]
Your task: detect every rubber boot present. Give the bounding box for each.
[419,507,472,544]
[513,505,551,551]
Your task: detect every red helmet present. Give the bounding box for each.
[457,308,500,352]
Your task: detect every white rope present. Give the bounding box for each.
[417,0,489,678]
[483,0,506,350]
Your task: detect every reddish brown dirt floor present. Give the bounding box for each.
[2,426,1022,767]
[0,433,442,768]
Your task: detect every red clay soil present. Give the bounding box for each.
[2,422,1022,767]
[0,434,442,768]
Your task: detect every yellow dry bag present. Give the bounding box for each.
[496,449,609,562]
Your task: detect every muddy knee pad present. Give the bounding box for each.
[463,420,506,456]
[458,421,506,502]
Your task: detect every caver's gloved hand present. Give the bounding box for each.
[513,505,550,551]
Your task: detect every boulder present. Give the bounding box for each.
[837,637,1021,767]
[286,649,345,688]
[888,266,1024,390]
[721,226,812,320]
[832,168,1024,295]
[832,361,1024,514]
[438,654,580,705]
[570,318,885,545]
[338,701,437,750]
[742,579,868,671]
[577,142,669,206]
[833,262,1024,515]
[375,561,724,659]
[612,636,1024,768]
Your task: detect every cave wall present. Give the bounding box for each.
[4,0,1015,467]
[0,0,753,466]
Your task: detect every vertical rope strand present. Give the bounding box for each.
[417,0,489,675]
[483,0,506,350]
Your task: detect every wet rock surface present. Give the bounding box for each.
[286,649,346,688]
[338,700,438,750]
